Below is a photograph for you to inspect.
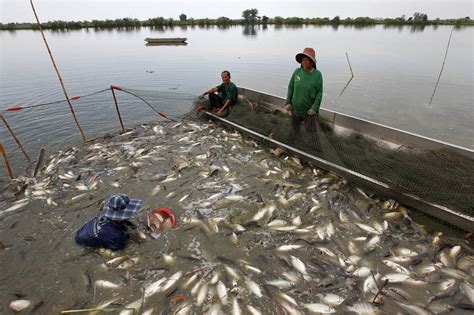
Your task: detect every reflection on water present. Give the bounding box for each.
[0,25,472,177]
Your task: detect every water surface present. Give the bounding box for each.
[0,25,473,176]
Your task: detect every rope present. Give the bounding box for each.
[119,89,176,121]
[0,88,110,113]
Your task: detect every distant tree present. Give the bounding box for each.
[242,8,259,23]
[331,16,340,24]
[412,12,428,24]
[179,14,187,22]
[216,16,231,25]
[261,15,269,24]
[273,16,284,25]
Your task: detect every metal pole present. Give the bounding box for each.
[30,0,87,142]
[0,114,31,162]
[0,144,14,179]
[111,86,126,133]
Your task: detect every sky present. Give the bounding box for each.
[1,0,473,23]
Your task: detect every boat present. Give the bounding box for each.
[204,87,474,231]
[144,37,187,44]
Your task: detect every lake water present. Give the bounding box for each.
[0,25,473,176]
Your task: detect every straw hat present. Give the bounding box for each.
[296,47,317,66]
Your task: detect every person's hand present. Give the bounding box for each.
[285,104,292,111]
[199,94,205,99]
[307,108,318,116]
[216,109,223,116]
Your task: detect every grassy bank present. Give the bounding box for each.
[1,12,472,31]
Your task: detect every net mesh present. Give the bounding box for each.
[0,87,194,177]
[1,87,473,224]
[217,96,474,218]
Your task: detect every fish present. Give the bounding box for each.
[161,271,183,293]
[302,303,336,313]
[190,278,205,296]
[196,283,209,306]
[181,274,198,290]
[94,280,122,289]
[460,282,474,303]
[394,301,430,315]
[457,255,474,271]
[163,253,176,267]
[246,305,262,315]
[105,256,128,267]
[144,277,167,298]
[225,265,240,280]
[355,223,381,235]
[179,194,189,202]
[117,257,139,269]
[381,273,412,283]
[267,279,294,289]
[363,273,381,294]
[232,297,241,315]
[382,260,411,274]
[276,244,304,252]
[290,255,308,276]
[245,279,263,297]
[9,300,31,312]
[322,293,345,306]
[276,292,298,307]
[346,302,379,314]
[1,199,29,215]
[217,281,228,305]
[208,304,222,315]
[353,266,371,277]
[66,193,91,205]
[267,219,288,227]
[238,260,262,274]
[440,267,468,279]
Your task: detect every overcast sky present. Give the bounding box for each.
[1,0,473,23]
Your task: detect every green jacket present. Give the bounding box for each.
[285,67,323,118]
[217,82,238,105]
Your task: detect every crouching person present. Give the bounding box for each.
[75,194,143,251]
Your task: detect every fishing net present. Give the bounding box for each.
[196,95,474,221]
[1,86,472,226]
[0,87,194,177]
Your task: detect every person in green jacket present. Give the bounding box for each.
[285,47,323,134]
[198,70,238,117]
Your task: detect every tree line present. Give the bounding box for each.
[1,10,472,30]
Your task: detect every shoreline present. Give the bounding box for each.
[2,17,473,31]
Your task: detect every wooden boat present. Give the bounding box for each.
[205,87,474,231]
[144,37,187,44]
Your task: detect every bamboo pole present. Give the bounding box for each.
[0,114,31,162]
[30,0,87,142]
[0,144,14,179]
[429,27,454,105]
[110,86,126,133]
[339,52,355,96]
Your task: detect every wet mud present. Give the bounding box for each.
[0,117,473,314]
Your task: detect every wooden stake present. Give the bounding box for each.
[111,86,126,133]
[0,144,14,179]
[0,114,31,162]
[33,148,46,177]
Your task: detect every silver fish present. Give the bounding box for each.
[303,303,336,313]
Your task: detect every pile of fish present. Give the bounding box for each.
[0,118,473,314]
